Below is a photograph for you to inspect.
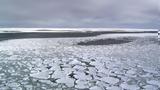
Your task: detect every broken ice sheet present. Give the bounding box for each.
[0,33,159,89]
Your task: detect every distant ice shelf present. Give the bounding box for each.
[0,28,158,33]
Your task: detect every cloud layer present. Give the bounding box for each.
[0,0,159,28]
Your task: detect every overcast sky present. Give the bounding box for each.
[0,0,159,29]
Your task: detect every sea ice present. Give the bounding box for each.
[75,80,89,89]
[100,77,119,84]
[90,86,103,90]
[74,71,92,80]
[143,85,159,90]
[107,86,122,90]
[56,76,75,87]
[0,32,159,90]
[146,80,160,87]
[120,83,140,90]
[52,70,66,79]
[30,70,49,79]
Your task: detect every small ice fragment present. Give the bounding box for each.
[143,68,158,74]
[73,65,85,71]
[74,72,92,80]
[101,77,119,84]
[30,70,49,79]
[57,77,75,87]
[90,86,102,90]
[107,86,122,90]
[127,69,136,75]
[147,80,160,87]
[52,70,66,79]
[70,59,81,65]
[143,85,158,90]
[75,80,89,89]
[120,83,140,90]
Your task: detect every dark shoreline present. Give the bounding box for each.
[0,31,157,41]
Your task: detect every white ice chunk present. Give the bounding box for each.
[143,68,158,74]
[50,63,61,71]
[87,67,97,75]
[127,69,136,75]
[75,80,89,89]
[74,72,92,80]
[101,77,119,84]
[143,85,158,90]
[52,70,66,79]
[73,65,85,71]
[120,83,140,90]
[90,86,102,90]
[63,68,73,75]
[107,86,122,90]
[57,77,75,87]
[96,81,109,88]
[147,80,160,87]
[30,70,49,79]
[69,59,82,65]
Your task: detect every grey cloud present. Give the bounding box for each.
[0,0,159,28]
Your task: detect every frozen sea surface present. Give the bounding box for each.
[0,33,159,90]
